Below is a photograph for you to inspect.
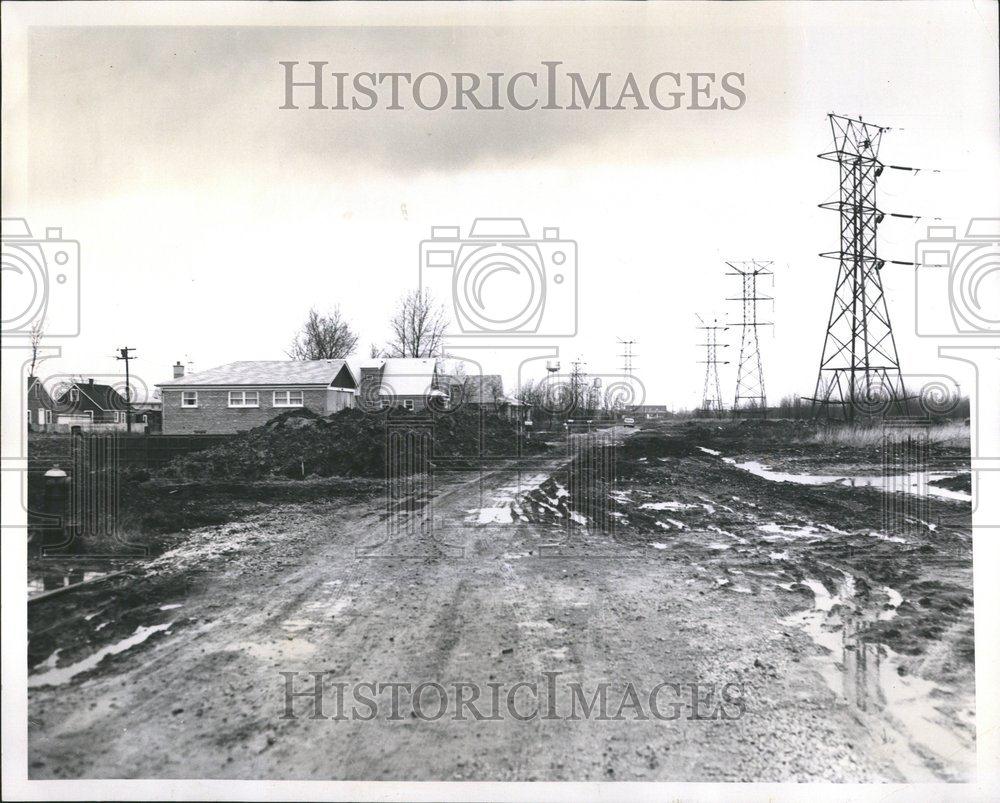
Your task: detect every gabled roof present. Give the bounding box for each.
[56,381,129,411]
[157,360,357,388]
[377,358,438,396]
[27,376,55,407]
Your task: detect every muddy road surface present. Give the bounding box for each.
[28,424,974,781]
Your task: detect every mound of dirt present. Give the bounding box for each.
[617,431,699,459]
[929,473,972,494]
[161,407,541,481]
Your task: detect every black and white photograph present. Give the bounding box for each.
[2,2,998,800]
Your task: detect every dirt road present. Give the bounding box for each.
[27,425,974,781]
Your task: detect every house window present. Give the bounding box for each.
[403,399,414,411]
[273,390,304,408]
[69,387,80,402]
[114,411,124,424]
[228,390,259,408]
[181,391,198,408]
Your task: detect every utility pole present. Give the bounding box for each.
[115,347,136,433]
[726,261,773,417]
[808,113,918,421]
[569,357,587,417]
[696,315,729,415]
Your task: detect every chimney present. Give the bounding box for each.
[173,361,185,379]
[88,378,94,385]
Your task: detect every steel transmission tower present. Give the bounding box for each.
[726,261,773,415]
[617,337,637,378]
[809,114,910,420]
[696,315,729,414]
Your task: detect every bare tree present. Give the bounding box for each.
[28,320,44,378]
[287,307,358,360]
[382,289,448,358]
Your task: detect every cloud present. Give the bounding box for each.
[28,24,784,202]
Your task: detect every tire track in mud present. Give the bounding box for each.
[27,423,972,781]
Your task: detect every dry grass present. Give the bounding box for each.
[808,422,970,448]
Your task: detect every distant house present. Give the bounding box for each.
[636,404,670,419]
[131,400,163,433]
[156,360,358,434]
[52,379,131,428]
[446,373,529,422]
[26,376,55,429]
[358,358,447,412]
[27,376,157,432]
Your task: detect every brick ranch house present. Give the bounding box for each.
[156,360,358,434]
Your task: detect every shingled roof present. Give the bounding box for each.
[157,360,356,388]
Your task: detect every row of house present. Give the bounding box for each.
[26,358,525,435]
[27,377,162,433]
[154,357,526,435]
[26,360,667,436]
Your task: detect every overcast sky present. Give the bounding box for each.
[5,2,998,407]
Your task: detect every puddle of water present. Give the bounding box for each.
[649,542,668,550]
[640,501,698,511]
[699,446,721,456]
[473,507,514,525]
[725,459,972,502]
[29,623,173,688]
[758,522,822,540]
[159,603,184,611]
[708,525,747,544]
[785,577,973,780]
[879,586,903,621]
[868,530,907,544]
